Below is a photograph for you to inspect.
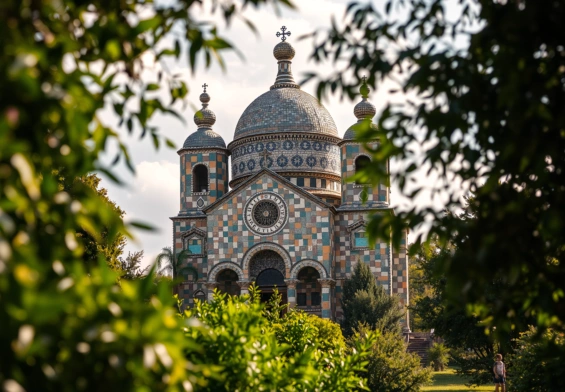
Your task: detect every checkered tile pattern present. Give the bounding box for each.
[340,143,389,207]
[180,151,229,211]
[172,154,408,323]
[206,173,333,276]
[333,211,391,319]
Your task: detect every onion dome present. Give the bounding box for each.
[182,84,226,149]
[343,77,377,141]
[232,27,338,141]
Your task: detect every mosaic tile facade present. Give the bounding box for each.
[179,149,229,212]
[230,136,341,181]
[340,141,389,207]
[170,36,409,324]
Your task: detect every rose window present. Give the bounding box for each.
[253,200,279,227]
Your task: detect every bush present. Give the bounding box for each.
[509,327,565,392]
[352,324,432,392]
[342,261,404,336]
[182,288,374,392]
[428,343,450,371]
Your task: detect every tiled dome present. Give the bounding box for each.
[183,129,226,149]
[233,88,339,140]
[181,87,226,150]
[343,79,377,141]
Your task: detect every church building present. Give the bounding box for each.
[171,27,409,321]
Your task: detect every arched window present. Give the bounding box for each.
[296,267,321,309]
[355,155,371,184]
[194,290,206,303]
[193,165,208,193]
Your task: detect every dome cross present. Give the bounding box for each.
[276,26,291,42]
[202,83,208,92]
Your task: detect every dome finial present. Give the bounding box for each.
[194,83,215,128]
[354,76,376,121]
[271,26,300,89]
[276,26,291,42]
[360,76,370,98]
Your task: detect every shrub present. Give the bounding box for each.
[353,324,432,392]
[342,261,404,336]
[428,343,450,371]
[182,288,374,392]
[509,327,565,392]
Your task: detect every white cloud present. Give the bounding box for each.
[104,160,179,267]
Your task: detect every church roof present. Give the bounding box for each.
[343,78,377,141]
[181,85,227,150]
[182,128,226,149]
[233,88,339,140]
[232,28,338,141]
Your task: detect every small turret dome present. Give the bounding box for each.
[181,84,226,150]
[343,77,377,141]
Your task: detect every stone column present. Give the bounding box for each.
[236,280,252,296]
[204,282,218,302]
[284,279,299,309]
[318,278,336,319]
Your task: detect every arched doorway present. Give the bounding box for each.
[249,250,287,304]
[296,266,322,315]
[216,269,239,296]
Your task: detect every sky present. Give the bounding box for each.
[100,0,455,267]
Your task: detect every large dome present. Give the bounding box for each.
[227,30,342,203]
[233,88,338,140]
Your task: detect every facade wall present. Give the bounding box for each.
[205,174,334,280]
[333,210,391,319]
[340,142,389,207]
[179,150,229,211]
[391,229,409,308]
[172,217,208,308]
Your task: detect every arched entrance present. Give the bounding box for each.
[249,250,287,304]
[216,269,240,296]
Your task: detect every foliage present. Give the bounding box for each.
[0,0,295,389]
[352,323,431,392]
[411,234,515,385]
[342,260,404,336]
[409,239,439,332]
[156,247,197,282]
[509,326,565,392]
[0,261,203,391]
[182,288,373,392]
[58,173,127,271]
[118,250,149,280]
[428,343,450,371]
[308,0,565,337]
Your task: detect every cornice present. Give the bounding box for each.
[229,170,341,188]
[177,147,230,156]
[227,132,342,151]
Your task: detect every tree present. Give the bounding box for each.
[341,260,404,336]
[59,173,127,271]
[118,250,149,280]
[308,0,565,340]
[411,232,519,384]
[0,0,296,389]
[509,327,565,392]
[156,247,198,281]
[352,323,431,392]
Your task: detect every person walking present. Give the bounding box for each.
[493,353,506,392]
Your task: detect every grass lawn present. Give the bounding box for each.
[421,368,491,391]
